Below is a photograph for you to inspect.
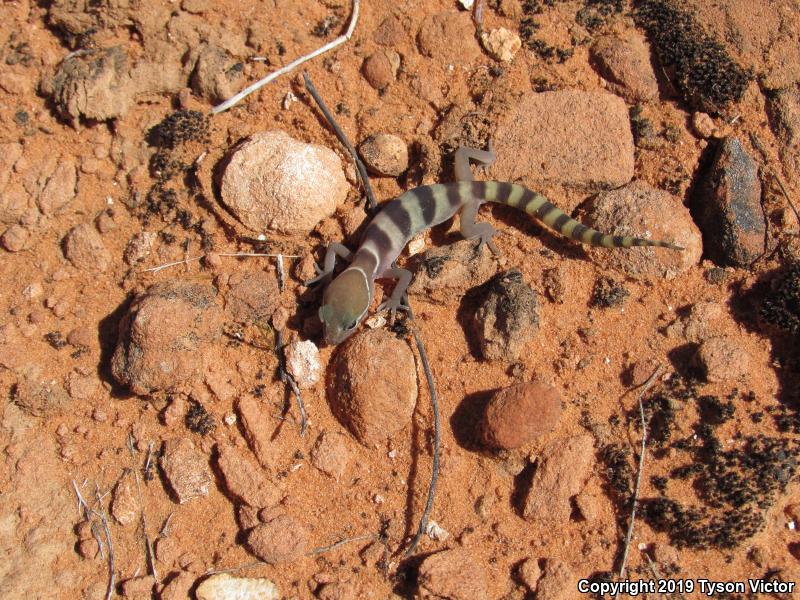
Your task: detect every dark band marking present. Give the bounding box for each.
[612,235,626,247]
[518,189,536,212]
[536,201,557,220]
[446,183,462,207]
[552,213,571,232]
[384,200,412,239]
[590,231,604,246]
[493,181,513,204]
[416,186,437,224]
[470,180,486,200]
[572,224,589,240]
[368,225,394,256]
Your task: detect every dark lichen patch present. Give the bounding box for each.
[186,400,215,435]
[590,276,629,308]
[148,110,210,150]
[601,443,634,498]
[758,263,800,336]
[634,0,750,113]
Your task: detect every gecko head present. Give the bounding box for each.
[319,268,370,345]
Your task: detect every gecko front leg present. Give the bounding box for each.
[376,267,413,323]
[304,241,352,286]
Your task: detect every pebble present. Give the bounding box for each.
[417,11,481,65]
[111,281,223,395]
[38,160,77,215]
[77,538,99,560]
[481,382,561,449]
[471,270,539,362]
[195,573,279,600]
[42,47,134,124]
[120,576,153,599]
[591,32,659,103]
[1,224,28,252]
[417,548,488,600]
[63,223,111,273]
[123,231,157,265]
[225,270,280,326]
[285,339,322,389]
[311,431,350,480]
[518,558,541,592]
[480,27,521,62]
[329,329,417,446]
[583,180,702,280]
[523,434,595,525]
[358,133,409,177]
[696,137,765,267]
[67,326,94,348]
[215,443,281,508]
[12,363,70,417]
[111,471,138,526]
[237,395,275,469]
[493,91,635,192]
[373,15,406,46]
[694,336,751,383]
[190,45,244,103]
[362,52,396,90]
[692,112,717,138]
[159,571,195,600]
[220,131,348,234]
[536,559,574,600]
[160,438,212,503]
[246,514,308,564]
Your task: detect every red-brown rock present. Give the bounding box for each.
[481,382,562,449]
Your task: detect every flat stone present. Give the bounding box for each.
[195,573,279,600]
[160,438,211,503]
[591,32,659,103]
[62,223,111,273]
[417,548,488,600]
[215,443,281,508]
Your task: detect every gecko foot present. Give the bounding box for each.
[376,298,411,324]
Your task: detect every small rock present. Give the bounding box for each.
[409,239,496,300]
[573,489,601,522]
[417,548,488,600]
[67,371,99,400]
[237,395,275,469]
[362,52,395,90]
[155,536,179,566]
[111,471,138,526]
[311,431,350,480]
[583,180,702,280]
[518,558,541,592]
[425,520,449,541]
[195,573,279,600]
[224,270,280,326]
[692,112,716,138]
[417,11,480,65]
[1,224,29,252]
[220,131,348,234]
[523,434,595,525]
[591,32,659,103]
[42,46,133,124]
[493,91,635,192]
[373,15,406,46]
[63,223,111,273]
[123,231,157,265]
[536,559,573,600]
[159,571,195,600]
[471,270,539,362]
[358,133,408,177]
[111,281,223,395]
[216,443,281,508]
[181,0,210,14]
[121,576,153,599]
[481,382,561,449]
[190,45,244,104]
[12,363,70,417]
[285,339,322,389]
[77,538,99,560]
[328,329,417,446]
[694,336,750,383]
[696,137,765,267]
[681,301,723,343]
[246,514,308,564]
[160,438,211,503]
[67,326,94,348]
[38,160,77,214]
[480,27,521,62]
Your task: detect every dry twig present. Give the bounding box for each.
[309,533,375,555]
[72,480,116,600]
[303,72,377,211]
[615,364,662,597]
[212,0,360,114]
[142,253,298,274]
[276,328,308,436]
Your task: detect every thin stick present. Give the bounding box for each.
[309,533,375,555]
[615,365,661,597]
[129,440,157,580]
[303,72,377,212]
[211,0,360,114]
[276,328,308,436]
[142,253,299,274]
[73,480,116,600]
[404,326,442,557]
[276,254,286,291]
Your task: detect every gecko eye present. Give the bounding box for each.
[346,320,357,330]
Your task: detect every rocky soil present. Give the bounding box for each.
[1,0,799,599]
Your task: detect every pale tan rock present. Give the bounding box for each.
[220,131,348,234]
[160,438,211,503]
[111,471,138,526]
[311,431,350,480]
[359,133,408,176]
[285,339,321,389]
[195,573,279,600]
[63,223,111,273]
[480,27,521,62]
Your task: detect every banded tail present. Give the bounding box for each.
[466,180,683,250]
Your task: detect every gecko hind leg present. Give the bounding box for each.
[454,144,500,254]
[304,242,352,287]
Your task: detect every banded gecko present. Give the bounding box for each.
[309,146,682,345]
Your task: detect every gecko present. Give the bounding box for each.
[308,146,683,345]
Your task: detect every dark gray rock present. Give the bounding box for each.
[697,137,765,267]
